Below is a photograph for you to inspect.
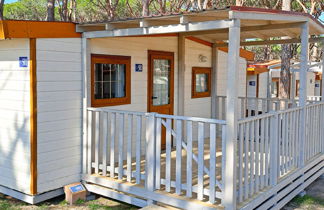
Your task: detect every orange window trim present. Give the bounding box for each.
[192,67,212,98]
[91,54,131,107]
[30,38,37,195]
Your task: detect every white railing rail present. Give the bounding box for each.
[237,102,324,205]
[86,107,148,184]
[85,107,227,205]
[305,103,324,163]
[307,95,322,102]
[216,96,321,120]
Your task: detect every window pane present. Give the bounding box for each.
[153,59,170,106]
[195,73,208,93]
[94,63,126,99]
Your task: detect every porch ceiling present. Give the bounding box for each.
[78,6,324,43]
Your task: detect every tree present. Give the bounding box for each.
[279,0,292,99]
[47,0,55,21]
[0,0,4,20]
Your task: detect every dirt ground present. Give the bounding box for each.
[0,177,323,210]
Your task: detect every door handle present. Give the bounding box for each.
[152,96,158,99]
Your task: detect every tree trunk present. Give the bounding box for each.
[0,0,5,20]
[279,0,291,99]
[47,0,55,21]
[279,44,291,99]
[235,0,243,6]
[142,0,149,16]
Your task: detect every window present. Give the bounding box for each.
[91,54,131,107]
[271,78,279,98]
[296,80,300,97]
[192,67,211,98]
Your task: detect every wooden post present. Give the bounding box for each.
[145,113,156,204]
[178,34,185,116]
[267,70,272,111]
[299,22,309,167]
[223,19,240,210]
[82,37,90,174]
[321,46,324,102]
[211,44,218,118]
[270,113,279,186]
[291,70,296,103]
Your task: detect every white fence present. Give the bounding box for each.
[237,102,324,208]
[85,107,227,208]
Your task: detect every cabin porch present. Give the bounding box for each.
[83,100,324,209]
[79,7,324,210]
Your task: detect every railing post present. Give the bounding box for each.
[223,19,240,210]
[269,113,279,186]
[298,22,309,168]
[145,112,156,205]
[321,47,324,102]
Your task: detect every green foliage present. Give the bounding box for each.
[75,198,86,205]
[4,0,47,20]
[291,194,324,206]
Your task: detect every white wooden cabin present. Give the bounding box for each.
[0,20,83,203]
[0,18,252,204]
[1,6,324,210]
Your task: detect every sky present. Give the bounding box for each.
[2,0,324,23]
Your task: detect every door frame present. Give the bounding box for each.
[147,50,175,115]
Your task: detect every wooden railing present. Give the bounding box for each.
[237,101,324,206]
[215,96,321,120]
[85,107,227,205]
[305,103,324,163]
[307,96,322,102]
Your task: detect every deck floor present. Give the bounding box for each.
[92,137,224,206]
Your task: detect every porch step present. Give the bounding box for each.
[140,204,169,210]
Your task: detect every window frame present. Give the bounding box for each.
[91,54,131,107]
[271,78,279,98]
[191,67,212,98]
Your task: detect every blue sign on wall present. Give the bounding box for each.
[19,57,28,68]
[69,184,85,193]
[315,84,320,88]
[135,64,143,72]
[249,81,256,86]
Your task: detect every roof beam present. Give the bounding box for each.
[231,11,308,22]
[214,37,324,47]
[182,22,304,37]
[84,19,233,39]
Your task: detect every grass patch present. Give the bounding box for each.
[291,195,324,207]
[75,198,86,205]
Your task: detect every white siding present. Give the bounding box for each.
[258,72,268,98]
[90,37,247,117]
[90,37,179,114]
[184,39,212,118]
[0,39,31,194]
[216,50,247,98]
[314,80,321,96]
[36,38,82,194]
[246,75,257,98]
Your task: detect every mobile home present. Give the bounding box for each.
[0,6,324,210]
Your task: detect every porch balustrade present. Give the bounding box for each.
[83,101,324,209]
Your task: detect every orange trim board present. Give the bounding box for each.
[30,38,37,195]
[0,20,81,39]
[186,36,254,61]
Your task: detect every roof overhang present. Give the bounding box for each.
[0,20,81,40]
[247,60,281,75]
[78,6,324,44]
